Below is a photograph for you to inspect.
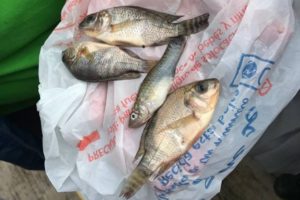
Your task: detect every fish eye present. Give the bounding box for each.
[196,83,208,93]
[131,112,138,120]
[86,14,96,22]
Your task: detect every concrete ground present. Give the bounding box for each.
[0,156,281,200]
[212,157,280,200]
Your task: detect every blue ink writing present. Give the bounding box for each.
[218,145,246,174]
[242,106,257,137]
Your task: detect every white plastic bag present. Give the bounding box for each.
[38,0,299,199]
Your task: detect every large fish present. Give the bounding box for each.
[129,36,186,128]
[79,6,209,47]
[120,79,220,199]
[62,41,157,81]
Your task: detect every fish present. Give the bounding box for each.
[62,41,158,81]
[79,6,209,47]
[129,36,186,128]
[119,79,220,199]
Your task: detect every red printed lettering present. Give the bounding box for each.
[87,136,116,162]
[221,21,231,30]
[230,4,247,25]
[77,130,100,151]
[120,93,137,109]
[198,28,224,53]
[175,63,188,74]
[119,109,132,124]
[258,78,272,96]
[189,52,197,62]
[108,121,119,134]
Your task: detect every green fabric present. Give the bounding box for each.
[0,1,65,115]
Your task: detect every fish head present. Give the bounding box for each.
[62,46,78,67]
[129,103,150,128]
[184,79,220,113]
[79,11,111,36]
[62,43,91,68]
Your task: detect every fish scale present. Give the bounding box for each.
[99,19,179,46]
[91,48,139,75]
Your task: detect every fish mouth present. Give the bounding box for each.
[62,50,76,67]
[128,119,141,128]
[78,21,86,29]
[128,117,149,128]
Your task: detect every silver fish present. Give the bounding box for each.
[79,6,209,47]
[129,36,186,128]
[62,41,157,81]
[120,79,220,199]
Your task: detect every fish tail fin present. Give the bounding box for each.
[119,166,150,199]
[178,13,209,35]
[141,60,159,73]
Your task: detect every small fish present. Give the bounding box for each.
[120,79,220,199]
[62,41,157,81]
[129,36,186,128]
[79,6,209,47]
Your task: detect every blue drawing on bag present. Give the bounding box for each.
[242,61,257,79]
[230,54,275,90]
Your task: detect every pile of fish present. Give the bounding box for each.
[62,6,220,199]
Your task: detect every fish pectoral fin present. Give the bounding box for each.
[113,40,138,46]
[111,20,136,33]
[148,166,163,182]
[193,111,203,120]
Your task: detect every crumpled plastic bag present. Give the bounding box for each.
[38,0,299,199]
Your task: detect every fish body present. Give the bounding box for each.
[129,36,186,128]
[120,79,220,199]
[62,41,157,81]
[79,6,209,47]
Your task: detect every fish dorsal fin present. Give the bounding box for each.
[149,162,175,181]
[132,133,146,164]
[149,165,163,182]
[132,120,152,164]
[127,6,183,22]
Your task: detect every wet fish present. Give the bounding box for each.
[79,6,209,47]
[120,79,220,199]
[62,41,157,81]
[129,36,186,128]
